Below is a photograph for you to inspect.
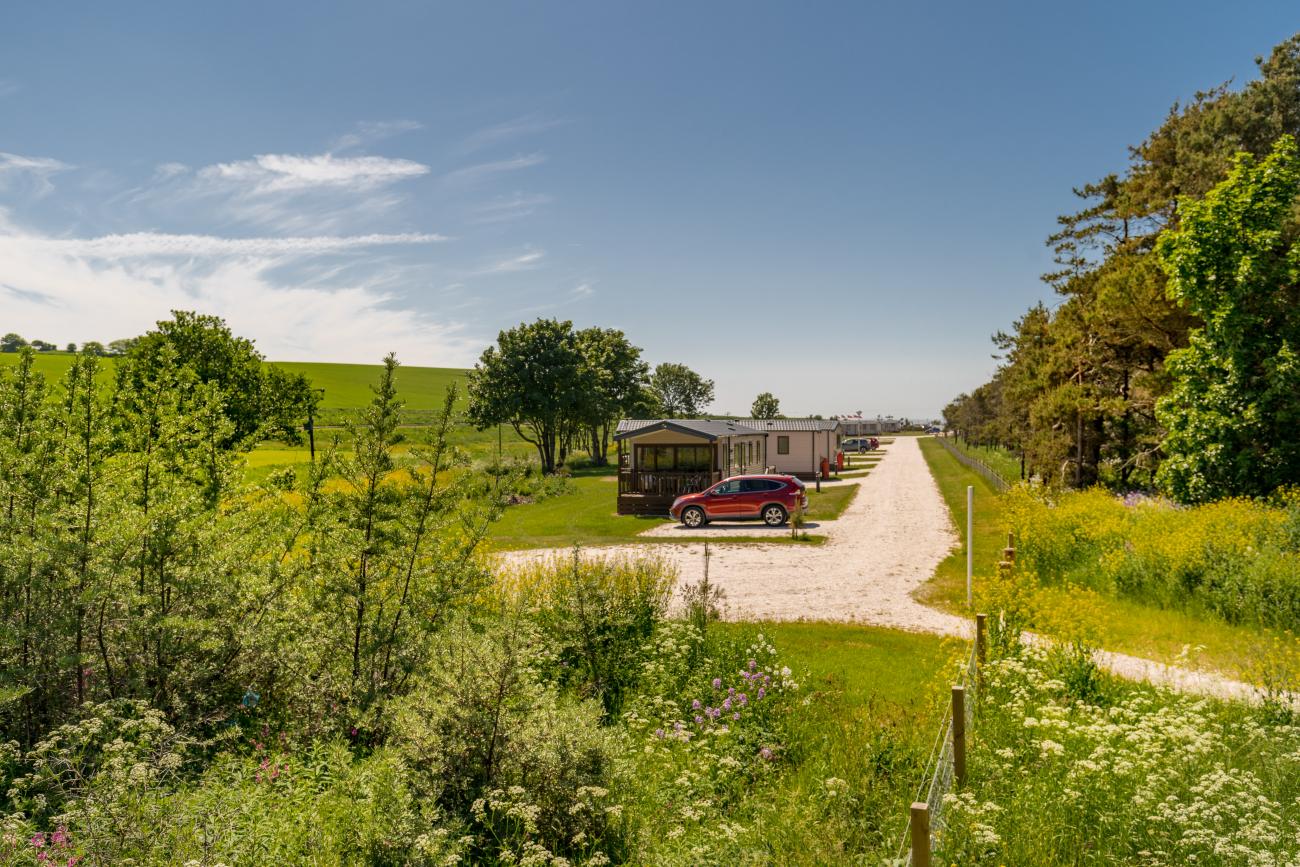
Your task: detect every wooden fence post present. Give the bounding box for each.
[997,531,1016,578]
[975,613,987,683]
[910,802,932,867]
[952,686,967,788]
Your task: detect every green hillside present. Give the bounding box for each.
[272,360,471,412]
[0,353,471,414]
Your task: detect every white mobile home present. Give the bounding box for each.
[737,418,842,479]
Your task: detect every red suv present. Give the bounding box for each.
[669,474,808,528]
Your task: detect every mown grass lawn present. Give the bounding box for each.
[803,480,860,520]
[917,437,1281,676]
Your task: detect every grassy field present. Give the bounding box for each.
[0,352,470,413]
[917,437,1281,676]
[0,352,532,481]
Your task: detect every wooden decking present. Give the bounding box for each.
[616,469,719,515]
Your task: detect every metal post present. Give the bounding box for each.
[910,802,932,867]
[952,686,967,787]
[966,485,973,607]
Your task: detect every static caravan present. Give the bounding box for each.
[614,419,768,515]
[736,418,842,480]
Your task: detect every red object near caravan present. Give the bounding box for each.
[669,474,808,528]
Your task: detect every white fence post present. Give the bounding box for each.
[966,485,973,608]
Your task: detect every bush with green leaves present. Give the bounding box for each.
[394,618,623,864]
[501,551,676,717]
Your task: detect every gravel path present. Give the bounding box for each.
[498,437,1261,702]
[504,437,965,627]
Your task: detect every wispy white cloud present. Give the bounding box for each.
[442,154,545,185]
[123,149,432,233]
[0,151,73,196]
[471,192,552,224]
[477,248,546,274]
[332,120,423,152]
[0,220,477,365]
[461,115,565,152]
[0,152,71,175]
[153,161,189,180]
[199,152,429,194]
[26,231,446,258]
[570,282,594,299]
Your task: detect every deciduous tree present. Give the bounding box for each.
[1156,136,1300,501]
[574,327,649,465]
[647,363,714,418]
[750,392,781,419]
[467,319,587,474]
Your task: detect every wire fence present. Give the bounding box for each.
[935,436,1011,492]
[893,637,980,865]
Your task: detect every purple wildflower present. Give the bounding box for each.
[738,693,748,705]
[712,677,722,690]
[759,747,774,761]
[732,712,741,721]
[692,698,702,710]
[757,687,766,699]
[654,728,665,738]
[728,686,736,697]
[674,721,684,732]
[748,659,757,670]
[722,697,732,711]
[694,715,704,725]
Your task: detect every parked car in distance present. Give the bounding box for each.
[842,437,879,452]
[669,474,808,528]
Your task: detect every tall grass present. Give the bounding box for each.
[1006,486,1300,632]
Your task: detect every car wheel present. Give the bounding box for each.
[762,504,788,526]
[681,506,706,528]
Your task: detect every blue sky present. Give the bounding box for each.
[1,2,1297,418]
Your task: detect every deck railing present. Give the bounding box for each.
[617,470,718,498]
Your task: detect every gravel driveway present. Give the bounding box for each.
[505,437,966,629]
